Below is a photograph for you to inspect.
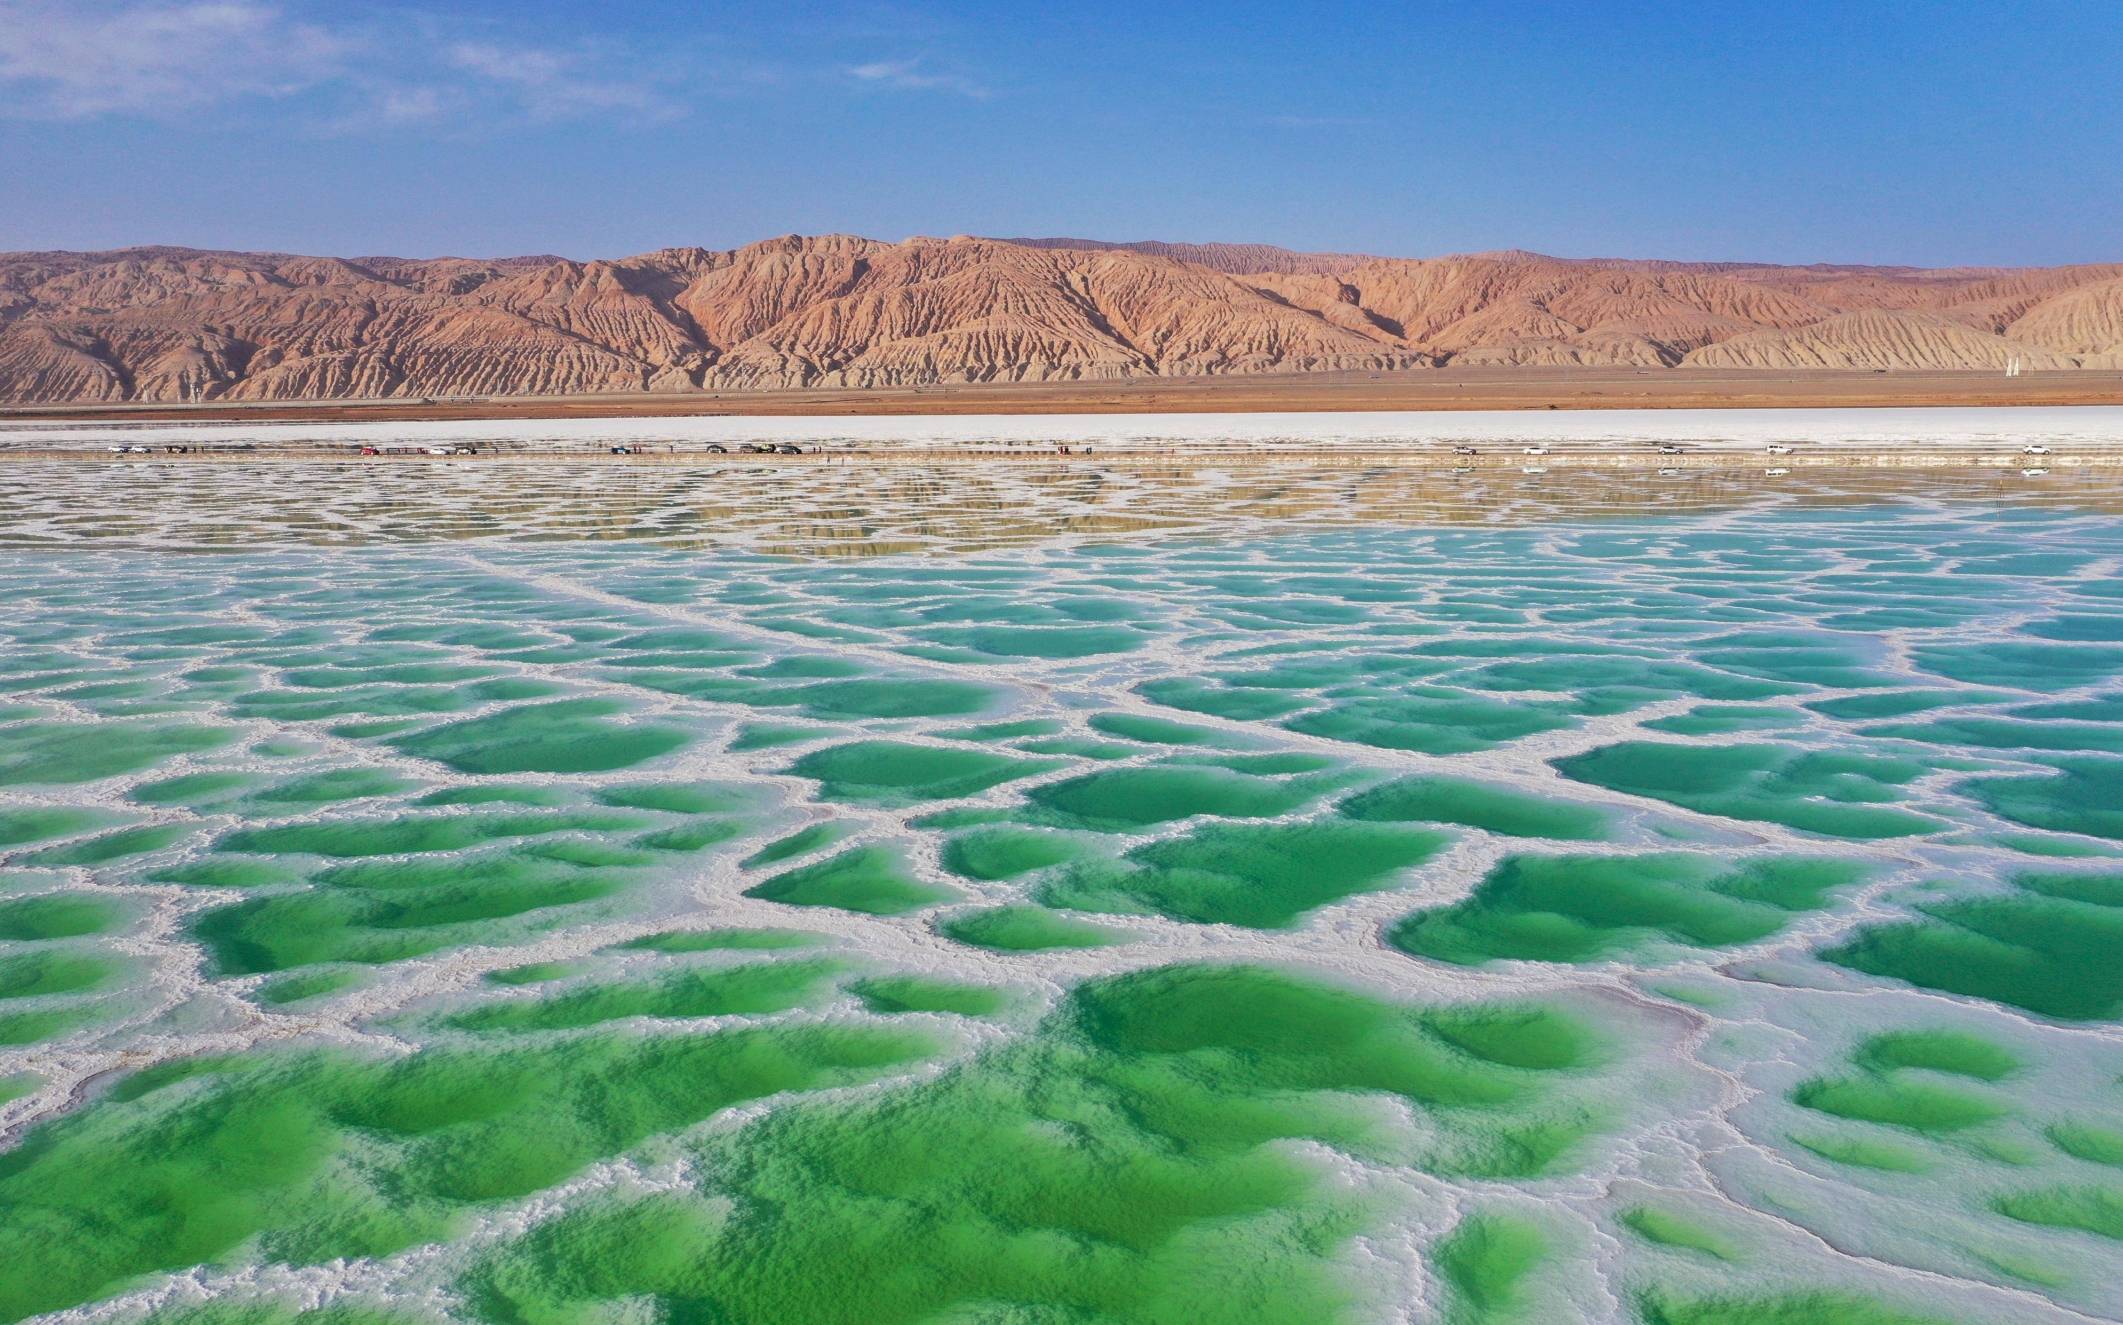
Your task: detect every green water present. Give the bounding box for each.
[1433,1211,1551,1323]
[1392,854,1867,965]
[937,903,1128,951]
[0,1021,942,1321]
[789,740,1058,804]
[1043,820,1449,928]
[1555,743,1941,839]
[745,846,960,915]
[1621,1203,1742,1261]
[1819,872,2123,1020]
[460,964,1617,1325]
[848,974,1011,1016]
[440,959,847,1031]
[1341,773,1613,839]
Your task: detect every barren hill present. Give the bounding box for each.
[2,234,2117,404]
[1003,238,1373,276]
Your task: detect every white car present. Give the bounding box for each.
[1656,444,1684,455]
[1765,444,1794,455]
[2023,444,2051,455]
[1523,445,1549,456]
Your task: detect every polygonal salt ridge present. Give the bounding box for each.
[2,450,2122,1325]
[1669,970,2123,1295]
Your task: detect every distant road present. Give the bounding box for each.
[4,367,2119,425]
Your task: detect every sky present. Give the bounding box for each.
[2,0,2120,266]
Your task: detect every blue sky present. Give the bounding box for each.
[2,0,2119,265]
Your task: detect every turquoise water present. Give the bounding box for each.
[1,459,2121,1324]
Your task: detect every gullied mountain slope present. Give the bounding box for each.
[1682,309,2081,371]
[1,237,2117,402]
[2006,277,2123,366]
[1004,237,1373,276]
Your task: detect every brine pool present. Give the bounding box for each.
[1,455,2121,1325]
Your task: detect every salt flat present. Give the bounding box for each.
[5,404,2123,454]
[0,429,2119,1325]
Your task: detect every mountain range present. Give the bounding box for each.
[4,234,2121,403]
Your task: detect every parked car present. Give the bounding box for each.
[1765,444,1794,455]
[703,443,728,454]
[773,443,802,455]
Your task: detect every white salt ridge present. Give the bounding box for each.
[5,404,2123,451]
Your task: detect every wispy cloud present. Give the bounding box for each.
[847,58,989,98]
[0,0,352,118]
[370,85,447,126]
[0,3,995,129]
[444,41,683,122]
[0,1,686,127]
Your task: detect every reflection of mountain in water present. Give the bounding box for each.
[5,458,2121,556]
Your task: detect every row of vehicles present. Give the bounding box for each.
[1447,443,1784,457]
[1448,442,2057,458]
[606,443,805,455]
[110,442,818,458]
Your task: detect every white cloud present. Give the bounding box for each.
[847,58,988,98]
[0,4,989,128]
[0,0,352,117]
[0,2,683,126]
[444,41,681,122]
[372,85,447,125]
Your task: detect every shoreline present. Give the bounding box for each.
[7,447,2116,471]
[5,366,2121,424]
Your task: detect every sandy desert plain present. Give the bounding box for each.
[4,365,2119,427]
